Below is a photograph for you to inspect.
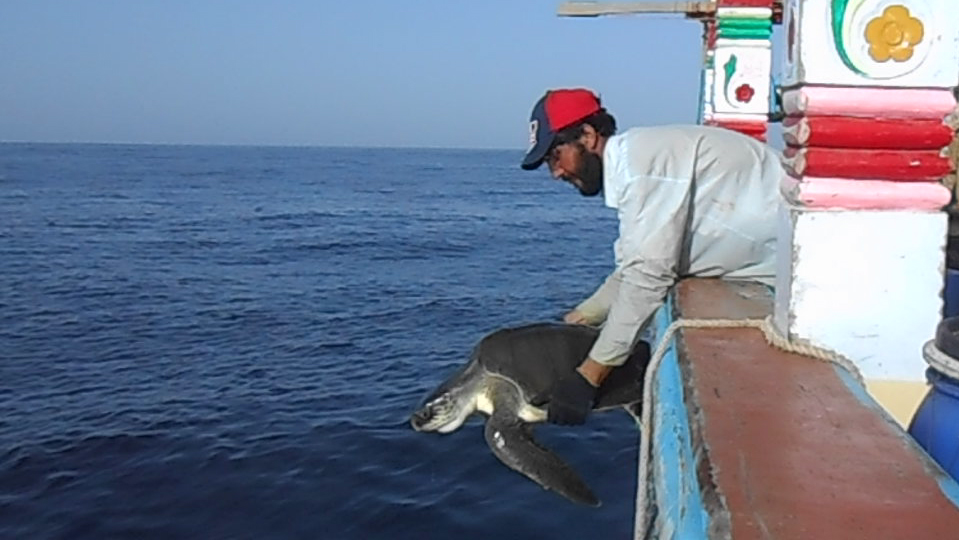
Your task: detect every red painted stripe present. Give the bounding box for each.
[705,20,717,50]
[706,120,767,134]
[783,116,954,149]
[783,147,954,181]
[706,120,767,132]
[705,120,767,141]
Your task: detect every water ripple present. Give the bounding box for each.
[0,143,627,540]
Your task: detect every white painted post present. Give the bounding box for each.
[774,0,959,425]
[701,4,773,141]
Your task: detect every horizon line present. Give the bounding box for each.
[0,139,520,152]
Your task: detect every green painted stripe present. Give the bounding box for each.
[831,0,863,75]
[717,27,773,39]
[718,18,772,30]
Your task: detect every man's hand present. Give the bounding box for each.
[577,358,613,387]
[563,310,590,325]
[547,371,598,425]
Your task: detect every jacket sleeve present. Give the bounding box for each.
[574,273,619,325]
[588,175,693,365]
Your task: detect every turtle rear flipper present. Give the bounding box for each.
[484,412,599,507]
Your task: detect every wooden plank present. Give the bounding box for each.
[672,278,959,539]
[783,147,954,181]
[782,86,957,119]
[781,176,951,211]
[557,1,716,17]
[783,116,954,150]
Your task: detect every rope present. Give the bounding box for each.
[634,315,862,540]
[922,339,959,381]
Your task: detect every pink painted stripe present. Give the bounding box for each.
[706,20,717,49]
[781,175,951,210]
[782,86,957,119]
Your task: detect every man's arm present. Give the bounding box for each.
[548,174,693,425]
[569,270,673,387]
[587,174,693,366]
[566,273,620,326]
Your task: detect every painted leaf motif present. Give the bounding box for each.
[722,54,738,96]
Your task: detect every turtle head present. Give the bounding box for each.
[410,365,483,435]
[410,387,475,433]
[411,353,484,433]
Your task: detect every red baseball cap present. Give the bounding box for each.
[521,88,601,170]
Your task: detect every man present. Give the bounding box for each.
[521,88,781,425]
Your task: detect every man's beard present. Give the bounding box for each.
[568,144,603,197]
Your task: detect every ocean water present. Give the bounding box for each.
[0,143,641,539]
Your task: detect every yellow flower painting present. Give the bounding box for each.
[865,5,924,62]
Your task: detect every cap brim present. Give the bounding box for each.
[521,122,554,170]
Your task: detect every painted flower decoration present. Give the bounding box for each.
[865,5,924,62]
[735,84,755,103]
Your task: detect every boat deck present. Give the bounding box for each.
[642,278,959,538]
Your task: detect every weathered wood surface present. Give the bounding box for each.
[668,278,959,539]
[557,1,716,17]
[783,147,954,181]
[783,116,954,150]
[781,176,951,210]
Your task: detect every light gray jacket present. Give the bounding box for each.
[578,125,782,365]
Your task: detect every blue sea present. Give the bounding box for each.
[0,143,641,539]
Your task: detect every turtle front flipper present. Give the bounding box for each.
[483,411,600,507]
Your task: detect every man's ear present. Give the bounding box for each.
[580,124,600,152]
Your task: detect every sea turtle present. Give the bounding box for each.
[410,322,649,506]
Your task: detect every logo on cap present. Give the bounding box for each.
[528,120,538,152]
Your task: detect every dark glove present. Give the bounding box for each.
[547,373,598,425]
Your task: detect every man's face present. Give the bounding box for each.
[545,142,603,197]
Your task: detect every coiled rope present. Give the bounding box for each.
[922,339,959,381]
[633,315,862,540]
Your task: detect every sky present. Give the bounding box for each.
[0,1,722,149]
